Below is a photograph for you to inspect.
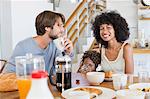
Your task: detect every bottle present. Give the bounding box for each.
[27,70,54,99]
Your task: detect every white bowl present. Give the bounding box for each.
[86,72,104,85]
[116,89,145,99]
[129,83,150,99]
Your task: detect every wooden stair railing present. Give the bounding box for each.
[79,8,87,19]
[79,23,87,36]
[64,0,87,29]
[64,0,96,47]
[63,0,106,63]
[89,39,98,50]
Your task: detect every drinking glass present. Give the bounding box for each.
[53,32,66,52]
[15,54,45,99]
[53,37,64,52]
[138,71,149,83]
[112,74,127,90]
[127,74,134,87]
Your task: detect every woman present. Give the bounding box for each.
[92,11,134,74]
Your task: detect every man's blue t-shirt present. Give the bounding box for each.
[3,37,61,74]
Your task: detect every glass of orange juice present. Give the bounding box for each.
[15,53,45,99]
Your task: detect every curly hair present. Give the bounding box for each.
[92,11,130,48]
[81,50,101,68]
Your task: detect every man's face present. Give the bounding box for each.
[49,17,65,40]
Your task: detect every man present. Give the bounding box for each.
[3,10,73,74]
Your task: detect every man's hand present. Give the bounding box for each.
[63,37,73,55]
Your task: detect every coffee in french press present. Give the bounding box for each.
[50,54,72,92]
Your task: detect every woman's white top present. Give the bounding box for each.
[101,42,127,73]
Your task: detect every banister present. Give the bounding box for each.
[67,21,78,35]
[89,3,95,13]
[88,0,94,7]
[70,29,78,40]
[89,39,96,50]
[64,0,87,29]
[79,15,87,28]
[79,8,87,19]
[88,11,94,21]
[79,23,87,35]
[73,37,78,46]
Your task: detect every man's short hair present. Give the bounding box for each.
[35,10,65,35]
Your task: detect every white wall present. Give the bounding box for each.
[0,0,53,59]
[0,0,12,59]
[11,1,53,49]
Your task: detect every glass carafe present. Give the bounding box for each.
[15,53,45,99]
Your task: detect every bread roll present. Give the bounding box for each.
[0,73,18,92]
[105,71,112,78]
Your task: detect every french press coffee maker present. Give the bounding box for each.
[50,54,72,92]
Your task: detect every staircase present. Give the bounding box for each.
[55,0,106,72]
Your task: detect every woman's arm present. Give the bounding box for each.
[123,43,134,74]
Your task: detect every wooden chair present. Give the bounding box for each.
[0,59,15,73]
[0,59,7,73]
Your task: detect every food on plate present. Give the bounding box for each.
[105,71,112,78]
[0,73,18,92]
[137,88,150,92]
[74,87,102,98]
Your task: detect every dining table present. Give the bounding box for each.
[0,73,138,99]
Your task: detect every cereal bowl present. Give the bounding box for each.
[86,72,104,85]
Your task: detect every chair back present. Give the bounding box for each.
[0,59,7,73]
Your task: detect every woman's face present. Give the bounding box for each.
[99,24,115,41]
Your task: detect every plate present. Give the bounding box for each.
[128,83,150,91]
[116,89,145,99]
[104,77,112,82]
[62,86,116,99]
[128,83,150,99]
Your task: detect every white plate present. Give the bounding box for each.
[128,83,150,90]
[116,89,145,99]
[62,86,116,99]
[128,83,150,99]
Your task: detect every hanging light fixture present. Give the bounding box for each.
[50,0,60,10]
[54,0,60,7]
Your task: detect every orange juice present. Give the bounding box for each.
[17,79,31,99]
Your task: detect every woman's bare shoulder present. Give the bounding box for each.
[123,43,133,53]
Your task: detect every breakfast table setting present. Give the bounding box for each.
[1,71,150,99]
